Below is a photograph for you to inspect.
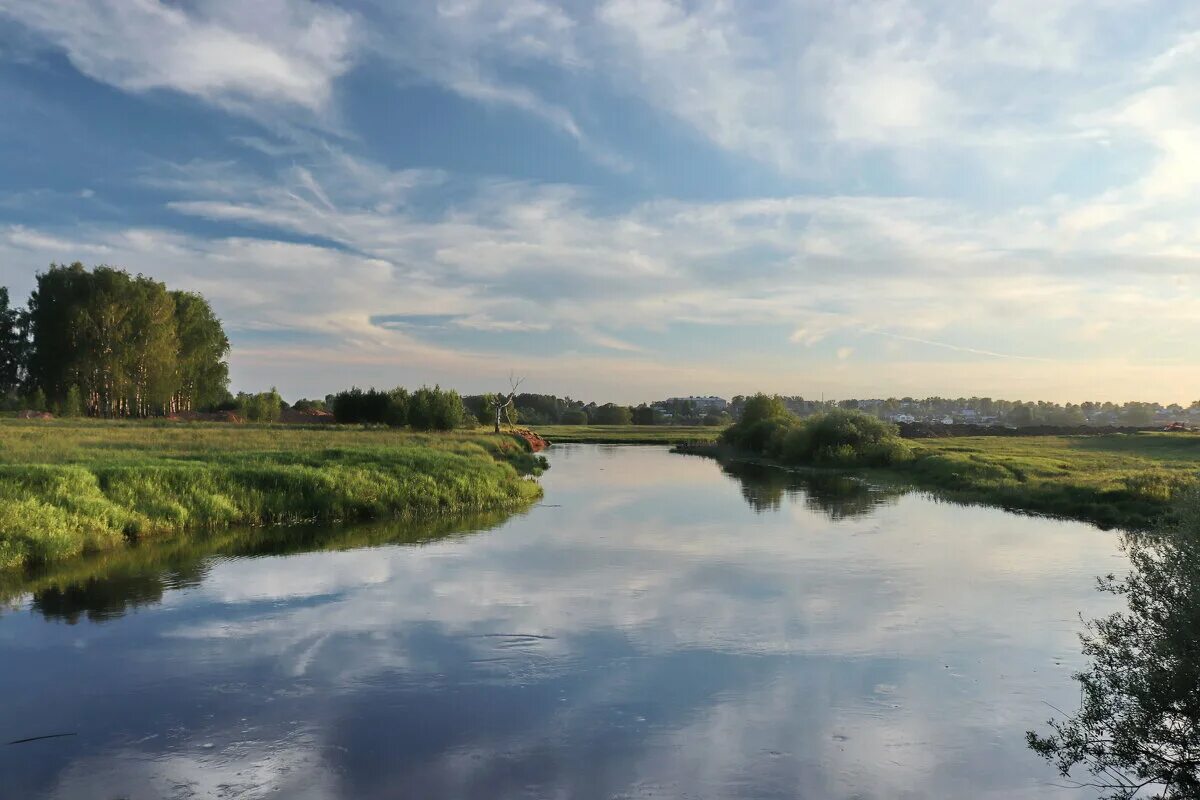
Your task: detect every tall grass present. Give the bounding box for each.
[0,420,545,571]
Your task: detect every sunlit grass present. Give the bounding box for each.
[898,433,1200,528]
[0,419,544,571]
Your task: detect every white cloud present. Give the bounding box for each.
[0,0,357,114]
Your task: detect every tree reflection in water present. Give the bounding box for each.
[1029,493,1200,799]
[718,459,900,519]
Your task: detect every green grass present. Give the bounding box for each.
[535,424,724,444]
[894,433,1200,529]
[0,419,545,571]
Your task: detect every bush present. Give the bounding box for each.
[788,409,910,466]
[723,407,911,467]
[559,409,588,425]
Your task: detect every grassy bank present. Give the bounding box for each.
[899,433,1200,529]
[0,419,545,571]
[535,424,723,444]
[682,432,1200,529]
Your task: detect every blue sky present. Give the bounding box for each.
[1,0,1198,403]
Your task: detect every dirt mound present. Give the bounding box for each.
[166,410,244,423]
[513,428,549,452]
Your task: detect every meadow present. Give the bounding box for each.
[897,433,1200,529]
[535,424,723,444]
[0,419,545,571]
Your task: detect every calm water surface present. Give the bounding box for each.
[0,445,1126,799]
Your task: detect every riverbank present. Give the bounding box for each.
[0,420,545,571]
[677,432,1200,529]
[535,424,723,444]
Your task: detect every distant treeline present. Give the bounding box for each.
[1,263,230,417]
[734,396,1196,427]
[323,389,645,429]
[456,394,727,427]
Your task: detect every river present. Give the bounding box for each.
[0,444,1127,799]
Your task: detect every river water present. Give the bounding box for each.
[0,444,1126,799]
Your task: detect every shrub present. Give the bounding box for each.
[724,407,911,467]
[559,409,588,425]
[721,415,796,454]
[790,409,910,466]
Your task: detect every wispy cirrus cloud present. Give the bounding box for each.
[0,0,357,115]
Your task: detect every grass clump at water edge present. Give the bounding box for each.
[0,420,545,571]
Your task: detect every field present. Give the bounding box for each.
[535,424,724,444]
[0,419,545,571]
[897,433,1200,528]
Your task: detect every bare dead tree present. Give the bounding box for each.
[490,373,524,433]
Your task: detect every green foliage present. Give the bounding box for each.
[0,286,24,396]
[236,389,282,422]
[632,404,657,425]
[558,409,588,425]
[332,387,393,425]
[739,393,791,426]
[0,420,544,571]
[721,415,795,455]
[591,403,633,425]
[781,409,912,466]
[291,398,328,413]
[721,407,911,467]
[62,385,83,418]
[407,386,465,431]
[1028,491,1200,798]
[23,263,228,416]
[29,387,47,412]
[171,290,230,411]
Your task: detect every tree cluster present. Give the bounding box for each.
[721,394,911,467]
[3,263,230,417]
[331,385,466,431]
[461,393,641,427]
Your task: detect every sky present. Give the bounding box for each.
[0,0,1198,404]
